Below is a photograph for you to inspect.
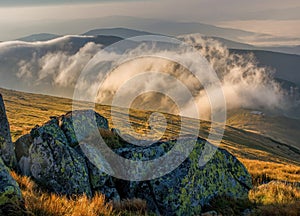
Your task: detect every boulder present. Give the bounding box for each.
[0,94,17,170]
[14,134,32,176]
[13,109,109,196]
[59,110,109,147]
[30,118,69,145]
[29,132,92,196]
[0,157,23,214]
[75,144,120,201]
[114,137,252,215]
[14,110,252,215]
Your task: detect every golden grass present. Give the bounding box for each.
[249,181,300,205]
[10,171,152,216]
[241,159,300,185]
[11,172,113,216]
[10,156,300,216]
[249,182,300,216]
[2,88,300,215]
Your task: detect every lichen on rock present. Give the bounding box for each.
[60,110,109,147]
[29,132,92,196]
[115,137,252,215]
[11,109,253,215]
[0,157,23,213]
[0,94,17,170]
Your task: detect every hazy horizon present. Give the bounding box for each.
[0,0,300,46]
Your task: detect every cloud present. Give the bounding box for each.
[16,41,102,87]
[0,35,103,96]
[71,34,288,119]
[0,34,290,120]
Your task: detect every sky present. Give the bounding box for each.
[0,0,300,44]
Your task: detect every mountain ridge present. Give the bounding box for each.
[12,27,300,55]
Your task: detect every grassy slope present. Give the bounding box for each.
[1,87,300,215]
[227,109,300,149]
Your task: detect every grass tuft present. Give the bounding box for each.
[10,171,152,216]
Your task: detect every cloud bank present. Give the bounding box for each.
[0,34,290,119]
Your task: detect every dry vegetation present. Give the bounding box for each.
[10,171,149,216]
[1,87,300,215]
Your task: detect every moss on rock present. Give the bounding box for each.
[29,132,92,196]
[0,157,23,213]
[0,94,17,170]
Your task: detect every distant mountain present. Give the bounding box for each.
[83,27,158,38]
[82,27,300,55]
[17,33,61,42]
[205,36,300,55]
[85,16,257,41]
[13,26,300,55]
[230,49,300,85]
[262,45,300,56]
[73,16,299,45]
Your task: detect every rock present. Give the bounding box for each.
[75,144,120,201]
[14,134,32,162]
[14,134,32,176]
[0,157,23,213]
[14,110,252,215]
[14,110,110,197]
[59,110,109,147]
[30,118,69,145]
[29,132,92,196]
[115,137,252,215]
[0,94,17,169]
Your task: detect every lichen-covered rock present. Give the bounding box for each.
[0,157,23,213]
[14,110,110,198]
[75,144,120,201]
[14,134,32,176]
[0,94,17,170]
[14,110,252,215]
[14,134,32,162]
[30,117,69,145]
[29,132,92,196]
[59,110,109,147]
[115,137,252,215]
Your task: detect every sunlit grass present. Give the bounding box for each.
[241,159,300,185]
[2,87,300,215]
[10,171,151,216]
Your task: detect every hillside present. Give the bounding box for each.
[1,87,300,215]
[1,87,300,171]
[83,27,157,38]
[17,33,61,42]
[227,109,300,149]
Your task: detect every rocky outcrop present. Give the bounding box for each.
[60,110,109,147]
[115,138,252,215]
[14,134,32,176]
[29,131,92,196]
[75,145,120,200]
[0,157,23,214]
[13,109,113,198]
[10,108,252,215]
[0,94,17,170]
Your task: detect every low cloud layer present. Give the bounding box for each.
[0,34,291,119]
